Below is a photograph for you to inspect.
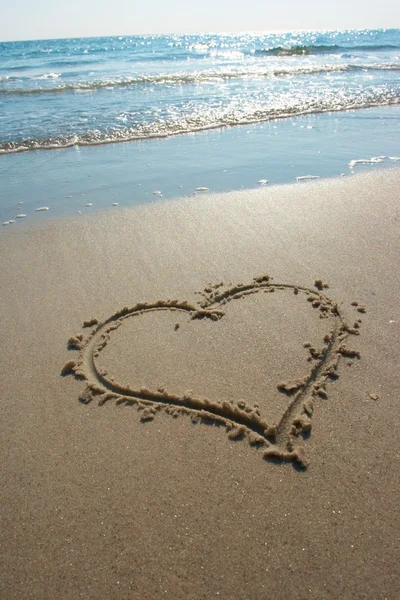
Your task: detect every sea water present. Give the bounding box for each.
[1,29,399,223]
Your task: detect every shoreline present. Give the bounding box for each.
[2,100,399,157]
[1,169,399,598]
[1,103,400,226]
[2,162,400,233]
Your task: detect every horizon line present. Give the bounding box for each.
[1,26,397,44]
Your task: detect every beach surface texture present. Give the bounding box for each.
[1,169,399,599]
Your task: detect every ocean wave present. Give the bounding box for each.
[1,63,399,95]
[2,42,398,76]
[0,58,100,74]
[32,72,61,80]
[1,95,399,155]
[257,44,339,56]
[256,43,400,56]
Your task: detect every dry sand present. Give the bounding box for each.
[1,169,399,599]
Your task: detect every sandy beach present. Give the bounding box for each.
[1,169,399,599]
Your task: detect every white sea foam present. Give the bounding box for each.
[296,175,321,180]
[33,73,61,80]
[36,206,49,211]
[348,156,400,169]
[349,158,383,169]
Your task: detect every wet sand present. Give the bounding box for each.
[1,170,399,599]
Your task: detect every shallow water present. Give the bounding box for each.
[1,103,400,226]
[1,29,399,153]
[1,29,400,227]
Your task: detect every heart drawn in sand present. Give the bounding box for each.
[62,275,362,468]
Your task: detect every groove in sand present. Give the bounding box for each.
[63,275,361,468]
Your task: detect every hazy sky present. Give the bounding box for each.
[0,0,399,41]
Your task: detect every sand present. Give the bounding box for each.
[1,169,399,599]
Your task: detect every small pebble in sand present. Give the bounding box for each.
[112,202,118,206]
[16,214,26,218]
[369,394,380,400]
[389,320,397,324]
[258,179,268,185]
[36,206,49,212]
[85,203,93,207]
[196,187,209,191]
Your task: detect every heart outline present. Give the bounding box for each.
[63,275,361,468]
